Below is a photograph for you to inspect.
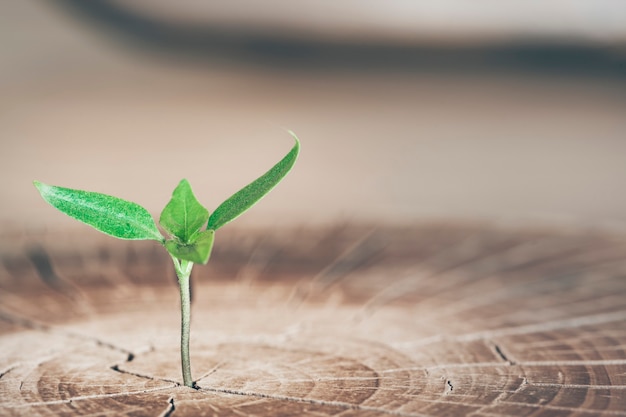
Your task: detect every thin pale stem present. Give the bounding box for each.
[172,256,194,387]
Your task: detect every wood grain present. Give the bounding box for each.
[1,223,625,416]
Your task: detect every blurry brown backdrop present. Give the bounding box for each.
[2,1,626,232]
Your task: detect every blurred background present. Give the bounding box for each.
[2,1,626,234]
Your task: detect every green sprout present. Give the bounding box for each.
[33,133,300,387]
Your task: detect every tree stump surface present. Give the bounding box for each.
[1,223,625,416]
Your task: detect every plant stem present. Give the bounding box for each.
[172,257,194,387]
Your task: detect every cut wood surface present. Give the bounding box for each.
[1,223,625,416]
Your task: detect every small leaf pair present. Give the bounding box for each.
[34,134,300,264]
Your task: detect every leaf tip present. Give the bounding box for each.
[33,180,48,194]
[287,130,300,147]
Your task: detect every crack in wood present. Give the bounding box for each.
[157,397,176,417]
[445,380,454,394]
[0,364,18,379]
[110,364,181,387]
[197,385,431,417]
[492,343,516,365]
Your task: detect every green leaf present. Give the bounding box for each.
[160,179,209,243]
[33,181,163,241]
[165,230,215,264]
[207,132,300,230]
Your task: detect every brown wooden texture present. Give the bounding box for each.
[1,223,625,416]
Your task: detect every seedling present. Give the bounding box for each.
[33,133,300,387]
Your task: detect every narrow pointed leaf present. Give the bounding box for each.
[34,181,163,241]
[207,133,300,230]
[165,230,215,264]
[160,179,209,243]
